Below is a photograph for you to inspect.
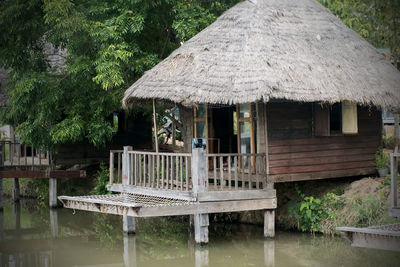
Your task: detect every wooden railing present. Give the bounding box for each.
[0,141,53,169]
[207,153,266,190]
[110,148,267,193]
[110,149,192,191]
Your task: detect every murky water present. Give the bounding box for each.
[0,199,399,267]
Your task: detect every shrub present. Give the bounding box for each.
[92,163,110,195]
[375,149,389,169]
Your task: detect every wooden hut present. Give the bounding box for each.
[123,0,400,184]
[59,0,400,244]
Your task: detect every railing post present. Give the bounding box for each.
[191,138,209,244]
[122,146,133,186]
[122,146,135,235]
[390,153,398,210]
[109,151,114,185]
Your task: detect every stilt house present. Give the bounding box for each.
[123,0,400,183]
[59,0,400,243]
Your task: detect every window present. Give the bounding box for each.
[236,103,257,170]
[194,104,207,138]
[314,101,358,136]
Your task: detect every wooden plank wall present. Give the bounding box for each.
[267,102,381,183]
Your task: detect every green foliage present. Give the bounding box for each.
[375,148,389,169]
[92,163,110,195]
[383,135,395,149]
[0,0,239,149]
[289,185,344,233]
[350,196,385,227]
[318,0,400,61]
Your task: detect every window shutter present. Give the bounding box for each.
[314,104,330,136]
[342,101,358,134]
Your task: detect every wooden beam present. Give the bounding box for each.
[0,170,86,179]
[197,189,276,202]
[59,197,277,217]
[153,99,159,153]
[269,167,376,183]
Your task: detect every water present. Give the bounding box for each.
[0,199,399,267]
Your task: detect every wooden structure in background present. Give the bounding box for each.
[0,141,86,209]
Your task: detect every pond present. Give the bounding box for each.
[0,199,399,267]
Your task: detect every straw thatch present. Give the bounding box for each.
[123,0,400,109]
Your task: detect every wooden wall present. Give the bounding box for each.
[267,102,381,183]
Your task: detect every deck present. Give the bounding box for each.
[59,145,277,243]
[337,224,400,251]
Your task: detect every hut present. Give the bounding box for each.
[123,0,400,184]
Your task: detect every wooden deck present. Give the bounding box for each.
[337,224,400,251]
[59,146,277,243]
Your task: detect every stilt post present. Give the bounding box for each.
[49,178,57,208]
[264,210,275,238]
[122,146,135,234]
[0,179,3,211]
[12,178,20,202]
[192,139,209,244]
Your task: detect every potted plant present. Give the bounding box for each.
[375,149,389,177]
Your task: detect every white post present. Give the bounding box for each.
[191,139,209,244]
[264,210,275,238]
[49,178,57,208]
[122,146,135,234]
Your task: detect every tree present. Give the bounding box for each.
[318,0,400,65]
[0,0,240,150]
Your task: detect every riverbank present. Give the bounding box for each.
[238,176,400,234]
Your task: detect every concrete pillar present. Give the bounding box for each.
[12,178,20,202]
[122,146,135,235]
[50,209,59,238]
[49,178,58,208]
[123,235,137,267]
[195,246,209,267]
[264,239,275,266]
[264,210,275,238]
[194,213,209,245]
[123,215,136,235]
[191,140,209,244]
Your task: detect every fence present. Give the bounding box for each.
[0,141,53,169]
[110,148,267,193]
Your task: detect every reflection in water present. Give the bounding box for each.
[0,199,399,267]
[124,235,136,267]
[49,209,58,238]
[264,240,275,266]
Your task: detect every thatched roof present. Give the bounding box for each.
[123,0,400,109]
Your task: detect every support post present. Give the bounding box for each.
[391,153,398,210]
[49,178,57,208]
[12,178,20,202]
[264,210,275,238]
[122,146,135,234]
[0,179,2,211]
[191,139,209,244]
[153,100,159,153]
